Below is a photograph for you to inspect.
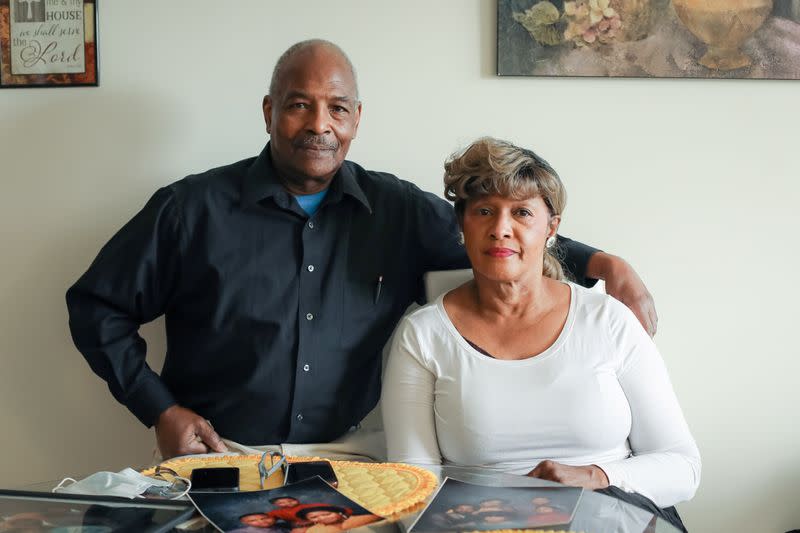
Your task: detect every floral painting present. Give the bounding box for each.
[497,0,800,78]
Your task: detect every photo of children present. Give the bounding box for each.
[410,479,582,532]
[189,477,382,533]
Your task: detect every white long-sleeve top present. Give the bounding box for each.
[381,282,701,508]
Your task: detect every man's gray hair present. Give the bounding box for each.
[269,39,359,100]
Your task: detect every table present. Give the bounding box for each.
[15,464,682,532]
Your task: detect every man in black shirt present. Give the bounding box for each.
[66,40,656,459]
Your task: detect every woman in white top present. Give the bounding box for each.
[381,138,700,531]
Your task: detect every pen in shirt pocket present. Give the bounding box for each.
[374,275,383,304]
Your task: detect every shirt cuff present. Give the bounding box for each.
[125,375,177,428]
[558,236,600,288]
[595,461,638,497]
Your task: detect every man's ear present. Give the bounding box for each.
[262,95,273,134]
[352,101,362,139]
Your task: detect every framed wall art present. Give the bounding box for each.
[0,0,98,88]
[498,0,800,79]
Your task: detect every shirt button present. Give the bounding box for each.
[308,221,315,229]
[306,313,314,321]
[303,364,310,372]
[307,265,315,272]
[296,413,304,421]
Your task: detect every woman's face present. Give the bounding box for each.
[305,510,345,525]
[462,194,558,283]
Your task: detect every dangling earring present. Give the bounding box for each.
[545,235,556,249]
[458,231,465,245]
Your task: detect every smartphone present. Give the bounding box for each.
[190,467,240,492]
[284,461,338,487]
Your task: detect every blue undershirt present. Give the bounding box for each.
[294,188,329,216]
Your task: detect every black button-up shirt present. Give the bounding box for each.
[66,145,598,445]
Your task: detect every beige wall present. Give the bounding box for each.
[2,1,798,531]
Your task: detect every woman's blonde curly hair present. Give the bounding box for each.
[443,137,567,280]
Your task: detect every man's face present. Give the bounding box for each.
[273,497,299,508]
[264,46,361,193]
[241,514,277,527]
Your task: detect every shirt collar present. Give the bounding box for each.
[243,144,372,214]
[332,156,372,213]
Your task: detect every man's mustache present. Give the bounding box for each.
[294,136,338,150]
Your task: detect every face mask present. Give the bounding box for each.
[53,468,188,499]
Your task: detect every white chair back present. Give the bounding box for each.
[423,269,473,303]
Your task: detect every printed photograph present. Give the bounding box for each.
[189,477,383,533]
[410,478,582,532]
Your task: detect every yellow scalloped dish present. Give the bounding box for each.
[142,455,438,519]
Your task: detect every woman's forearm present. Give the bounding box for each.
[607,302,701,507]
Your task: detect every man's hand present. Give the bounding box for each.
[587,252,658,336]
[527,460,609,490]
[155,405,228,459]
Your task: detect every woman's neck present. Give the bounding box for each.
[470,272,556,321]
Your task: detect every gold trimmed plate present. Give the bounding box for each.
[142,455,438,518]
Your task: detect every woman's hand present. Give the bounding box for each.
[526,460,610,490]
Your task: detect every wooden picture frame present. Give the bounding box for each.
[0,0,98,88]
